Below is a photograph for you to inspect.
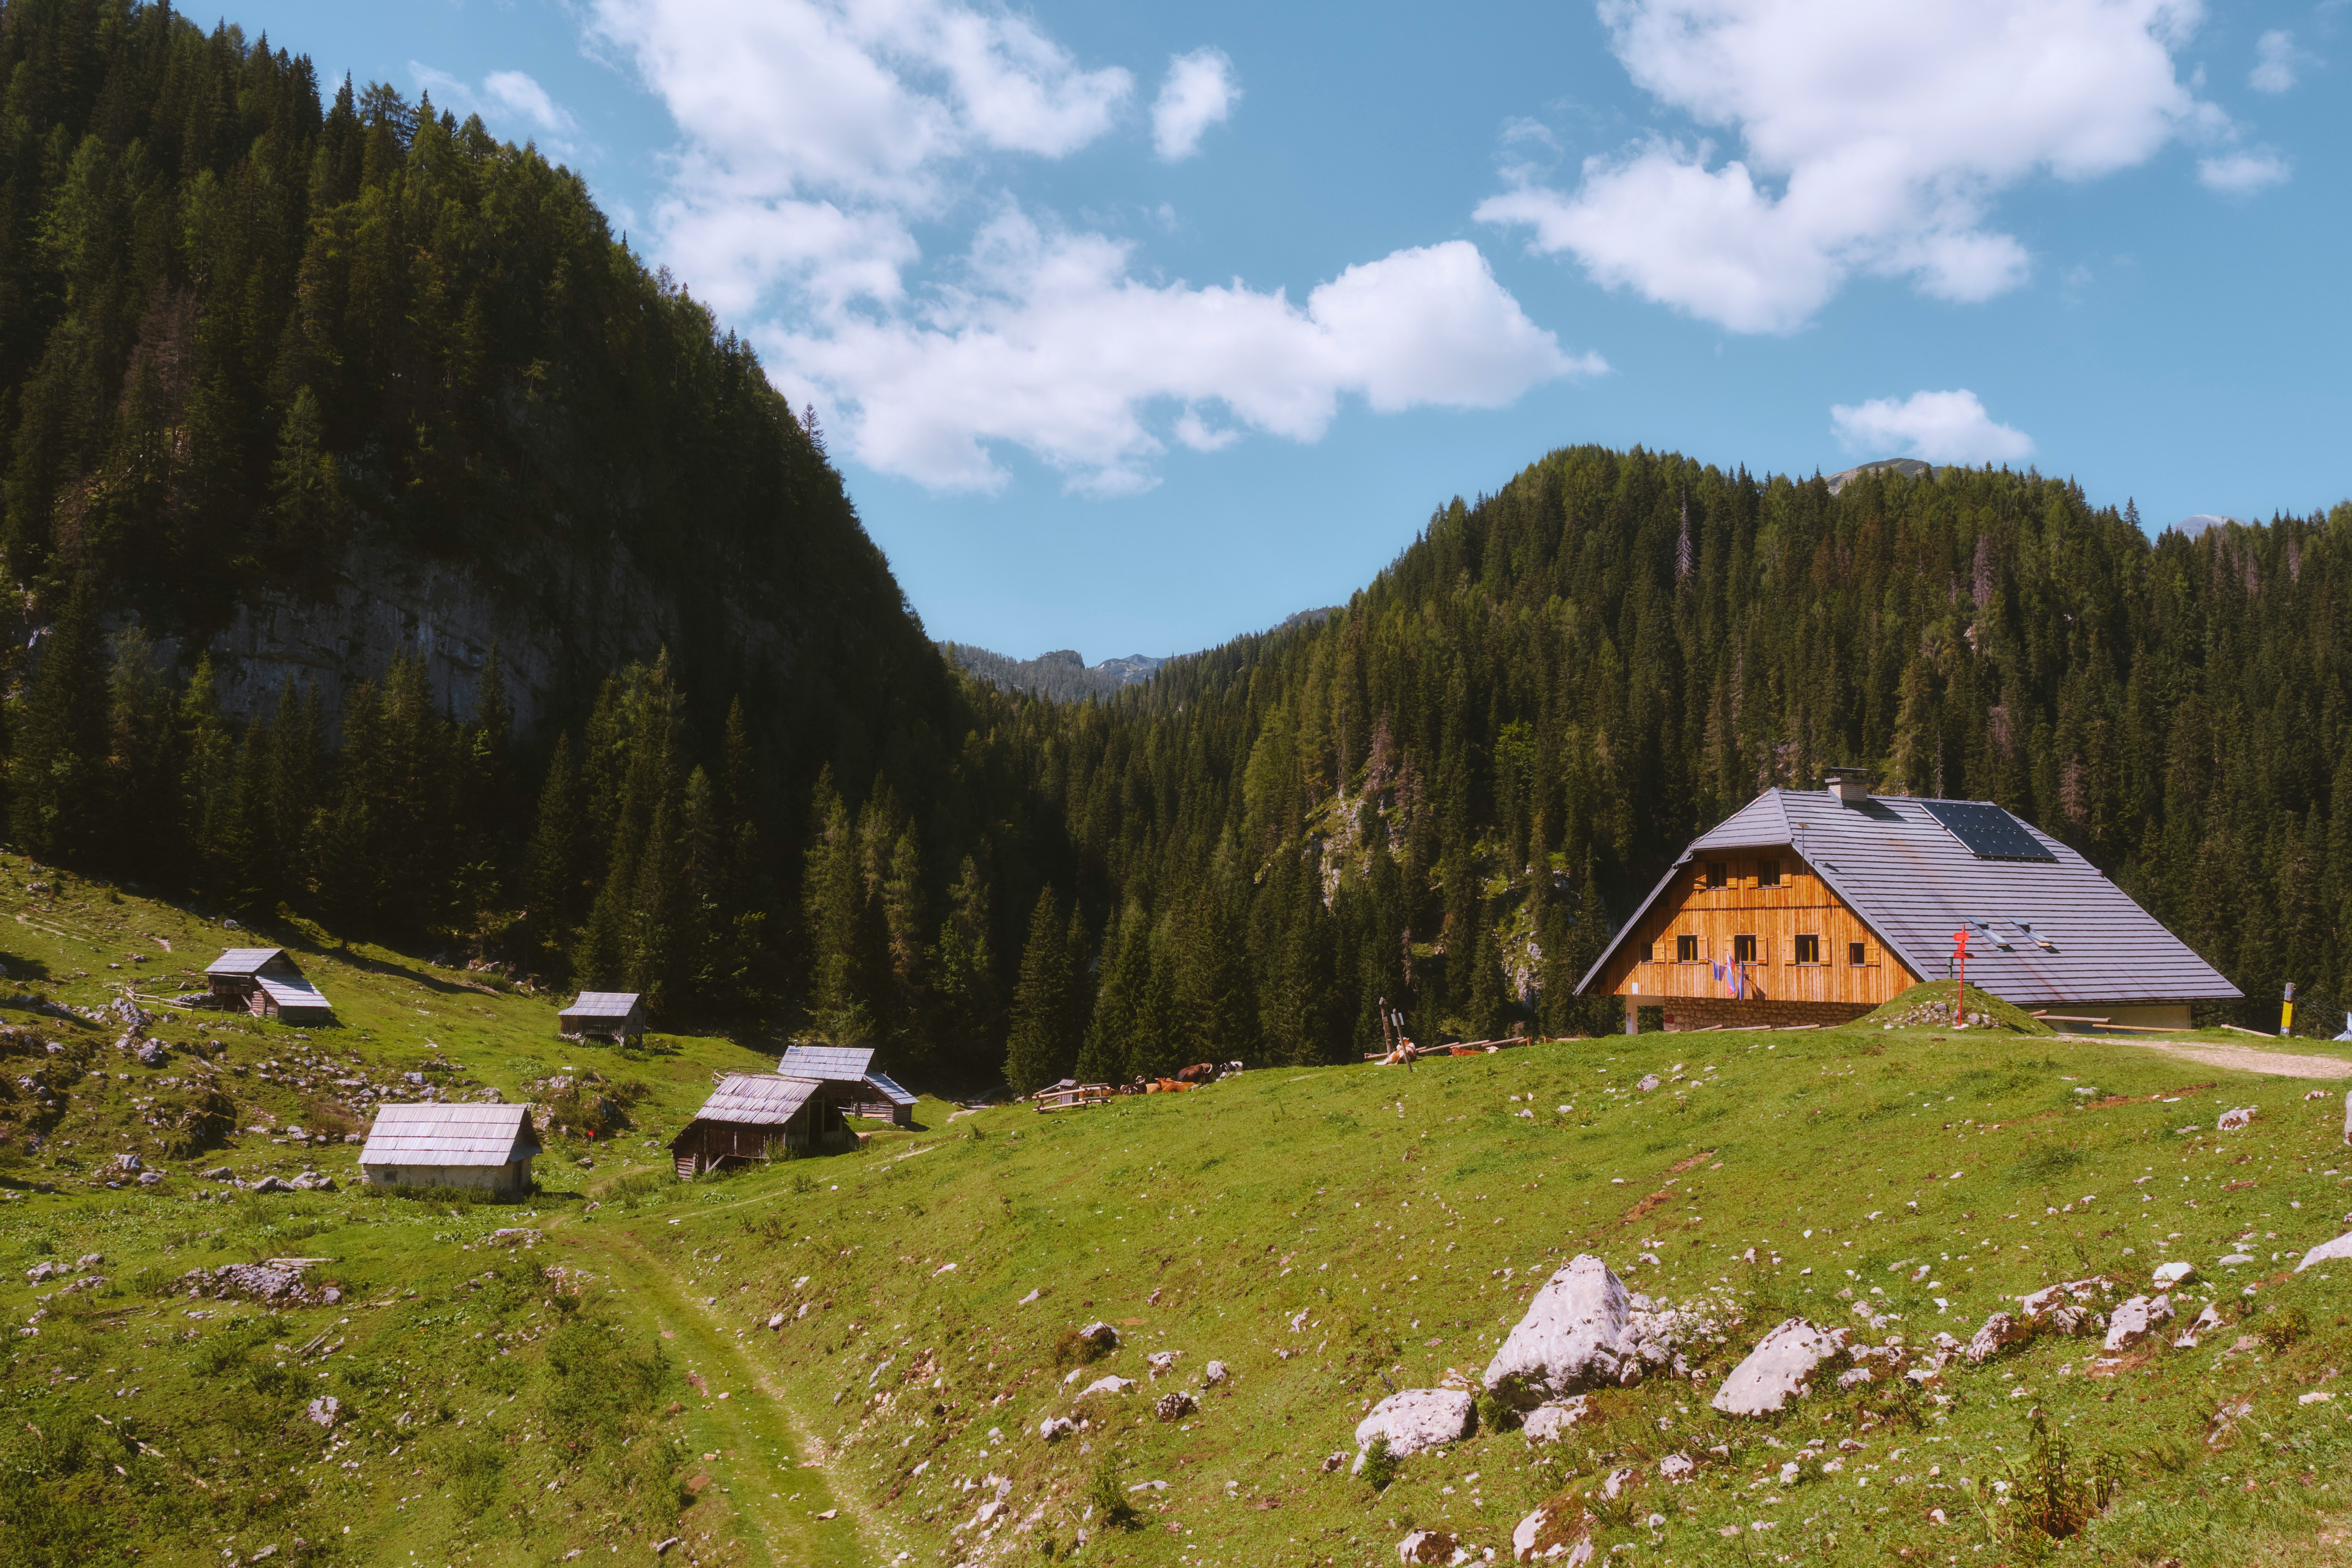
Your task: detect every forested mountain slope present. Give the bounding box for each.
[965,452,2352,1090]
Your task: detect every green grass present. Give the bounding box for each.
[7,863,2352,1566]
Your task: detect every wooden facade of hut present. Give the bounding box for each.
[360,1103,542,1194]
[669,1074,853,1178]
[205,947,334,1024]
[559,991,645,1044]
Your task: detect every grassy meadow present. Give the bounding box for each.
[3,859,2351,1566]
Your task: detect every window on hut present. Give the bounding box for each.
[1676,934,1700,962]
[1848,941,1871,967]
[1705,862,1729,890]
[1733,934,1758,964]
[1793,933,1820,964]
[1758,860,1781,888]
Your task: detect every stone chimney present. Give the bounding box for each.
[1824,767,1872,805]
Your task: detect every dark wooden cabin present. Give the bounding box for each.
[668,1074,853,1178]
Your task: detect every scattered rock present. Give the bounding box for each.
[2174,1302,2225,1348]
[247,1176,294,1194]
[288,1172,336,1192]
[2217,1107,2257,1132]
[1711,1318,1850,1417]
[1038,1415,1077,1442]
[1320,1451,1348,1473]
[176,1262,319,1304]
[2153,1261,2196,1288]
[135,1040,167,1067]
[1076,1375,1134,1401]
[1154,1390,1197,1422]
[1146,1350,1182,1378]
[1520,1396,1591,1443]
[1076,1321,1120,1353]
[25,1261,59,1284]
[137,1171,163,1187]
[200,1167,234,1181]
[77,1253,104,1269]
[487,1228,542,1248]
[1018,1288,1042,1305]
[1964,1312,2029,1365]
[653,1538,681,1555]
[306,1396,339,1427]
[1481,1255,1634,1403]
[1355,1388,1475,1461]
[1658,1453,1695,1484]
[1397,1528,1459,1564]
[1637,1075,1660,1092]
[2297,1230,2352,1273]
[2103,1294,2174,1352]
[1204,1360,1229,1387]
[1835,1366,1872,1389]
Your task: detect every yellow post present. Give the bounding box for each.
[2281,980,2296,1036]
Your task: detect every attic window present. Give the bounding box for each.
[1676,934,1700,962]
[1848,941,1872,967]
[1704,862,1729,890]
[1757,860,1781,888]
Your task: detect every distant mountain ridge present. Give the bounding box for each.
[941,643,1167,702]
[945,607,1342,703]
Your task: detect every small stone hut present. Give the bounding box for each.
[558,991,646,1044]
[205,947,333,1024]
[360,1103,542,1195]
[669,1074,853,1177]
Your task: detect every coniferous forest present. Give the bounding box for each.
[7,5,2352,1093]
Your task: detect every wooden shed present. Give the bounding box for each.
[776,1043,916,1128]
[559,991,645,1044]
[205,947,333,1024]
[669,1073,852,1177]
[1578,772,2242,1032]
[360,1103,542,1195]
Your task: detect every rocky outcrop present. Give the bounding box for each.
[1355,1389,1476,1461]
[1711,1319,1850,1416]
[2103,1294,2174,1352]
[2298,1229,2352,1273]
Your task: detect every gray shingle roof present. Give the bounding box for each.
[861,1070,916,1106]
[206,947,287,977]
[361,1103,541,1167]
[256,973,331,1011]
[560,992,641,1020]
[777,1044,875,1082]
[1579,789,2242,1007]
[691,1074,821,1125]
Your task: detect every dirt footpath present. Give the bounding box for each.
[2085,1036,2352,1080]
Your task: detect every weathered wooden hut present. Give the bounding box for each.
[1578,772,2243,1032]
[205,947,334,1024]
[360,1103,542,1195]
[559,991,645,1044]
[775,1044,917,1128]
[669,1073,851,1177]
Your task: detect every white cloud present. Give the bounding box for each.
[773,220,1600,495]
[2197,149,2290,193]
[410,64,582,157]
[1830,389,2033,464]
[1479,0,2257,333]
[1151,48,1239,161]
[587,0,1593,494]
[483,70,579,135]
[2249,29,2305,93]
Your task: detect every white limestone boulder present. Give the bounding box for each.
[1482,1255,1637,1405]
[1355,1388,1476,1460]
[1711,1318,1850,1417]
[1397,1528,1459,1564]
[1520,1395,1591,1443]
[2298,1230,2352,1273]
[2102,1294,2174,1352]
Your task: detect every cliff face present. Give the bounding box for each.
[183,525,791,736]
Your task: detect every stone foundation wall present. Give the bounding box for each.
[1657,997,1875,1031]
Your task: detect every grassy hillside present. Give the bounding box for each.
[5,861,2352,1566]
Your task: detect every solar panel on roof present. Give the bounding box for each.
[1920,799,2055,862]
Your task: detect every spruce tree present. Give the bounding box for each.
[1003,887,1076,1093]
[10,578,109,863]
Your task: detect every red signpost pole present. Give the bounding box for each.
[1952,929,1969,1026]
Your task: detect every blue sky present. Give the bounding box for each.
[229,0,2347,660]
